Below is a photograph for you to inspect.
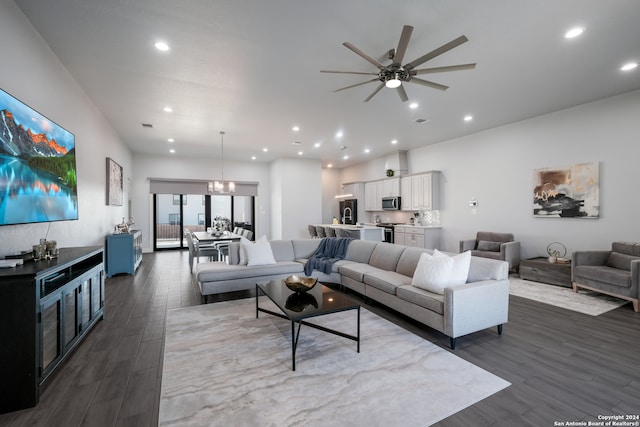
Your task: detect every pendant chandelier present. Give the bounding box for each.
[208,131,235,194]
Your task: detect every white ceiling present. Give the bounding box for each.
[14,0,640,168]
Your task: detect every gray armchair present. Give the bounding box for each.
[460,231,520,270]
[572,241,639,312]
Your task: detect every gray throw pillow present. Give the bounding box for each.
[477,240,501,252]
[607,252,638,271]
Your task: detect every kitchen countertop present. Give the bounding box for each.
[395,224,442,229]
[319,224,380,229]
[363,223,442,229]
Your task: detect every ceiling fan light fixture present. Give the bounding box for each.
[385,74,402,88]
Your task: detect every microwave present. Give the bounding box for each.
[382,196,401,210]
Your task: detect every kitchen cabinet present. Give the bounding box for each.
[340,182,363,199]
[0,246,104,413]
[364,178,400,211]
[105,230,142,277]
[364,181,378,211]
[401,176,412,211]
[382,178,400,197]
[394,226,442,249]
[399,171,440,211]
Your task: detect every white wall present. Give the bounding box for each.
[0,0,130,257]
[404,90,640,258]
[270,158,322,239]
[321,168,341,223]
[132,153,271,250]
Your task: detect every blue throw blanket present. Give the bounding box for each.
[304,237,354,276]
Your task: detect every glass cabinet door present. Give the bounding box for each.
[41,297,61,374]
[63,285,80,349]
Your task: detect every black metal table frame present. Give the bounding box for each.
[255,283,360,371]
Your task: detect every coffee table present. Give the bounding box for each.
[256,280,360,371]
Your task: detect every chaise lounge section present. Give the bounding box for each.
[194,238,510,348]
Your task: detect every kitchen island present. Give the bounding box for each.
[316,224,384,241]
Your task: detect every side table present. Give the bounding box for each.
[519,257,572,287]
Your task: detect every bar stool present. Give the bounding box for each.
[335,228,350,238]
[308,225,318,238]
[315,225,326,238]
[325,226,336,237]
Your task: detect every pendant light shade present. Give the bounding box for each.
[208,131,235,194]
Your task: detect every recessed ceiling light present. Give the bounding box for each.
[314,142,321,148]
[343,155,349,160]
[154,41,170,51]
[163,106,173,113]
[327,164,333,168]
[391,139,398,145]
[621,62,638,71]
[364,148,370,154]
[167,138,174,143]
[262,148,269,152]
[336,131,343,138]
[169,149,175,153]
[298,151,303,155]
[564,27,584,39]
[251,156,256,160]
[409,102,419,109]
[464,115,473,122]
[292,126,300,132]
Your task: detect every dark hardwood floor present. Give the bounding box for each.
[1,250,639,426]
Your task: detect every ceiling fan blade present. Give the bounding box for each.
[410,77,449,91]
[396,85,409,102]
[410,63,476,75]
[343,42,385,70]
[333,78,379,93]
[393,25,414,65]
[320,70,379,76]
[364,83,385,102]
[404,35,469,71]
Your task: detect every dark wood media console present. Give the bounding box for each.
[519,257,572,288]
[0,246,105,413]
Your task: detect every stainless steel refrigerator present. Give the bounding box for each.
[339,199,357,225]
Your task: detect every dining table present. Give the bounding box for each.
[192,231,243,262]
[192,231,243,244]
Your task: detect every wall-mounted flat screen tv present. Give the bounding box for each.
[0,87,78,226]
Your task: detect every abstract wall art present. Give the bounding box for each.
[533,161,599,218]
[107,157,123,206]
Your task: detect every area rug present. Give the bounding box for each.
[159,298,510,427]
[509,276,628,316]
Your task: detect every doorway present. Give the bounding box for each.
[153,194,255,250]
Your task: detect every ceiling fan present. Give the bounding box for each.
[321,25,476,102]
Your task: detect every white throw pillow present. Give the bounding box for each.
[239,237,251,265]
[436,249,471,286]
[411,252,454,294]
[245,236,276,266]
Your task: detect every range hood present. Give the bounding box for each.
[384,151,408,177]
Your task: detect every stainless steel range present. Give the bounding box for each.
[376,223,406,243]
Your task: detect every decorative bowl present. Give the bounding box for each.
[284,275,318,293]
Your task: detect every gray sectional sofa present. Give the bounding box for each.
[194,238,510,348]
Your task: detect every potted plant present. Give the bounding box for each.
[385,169,394,177]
